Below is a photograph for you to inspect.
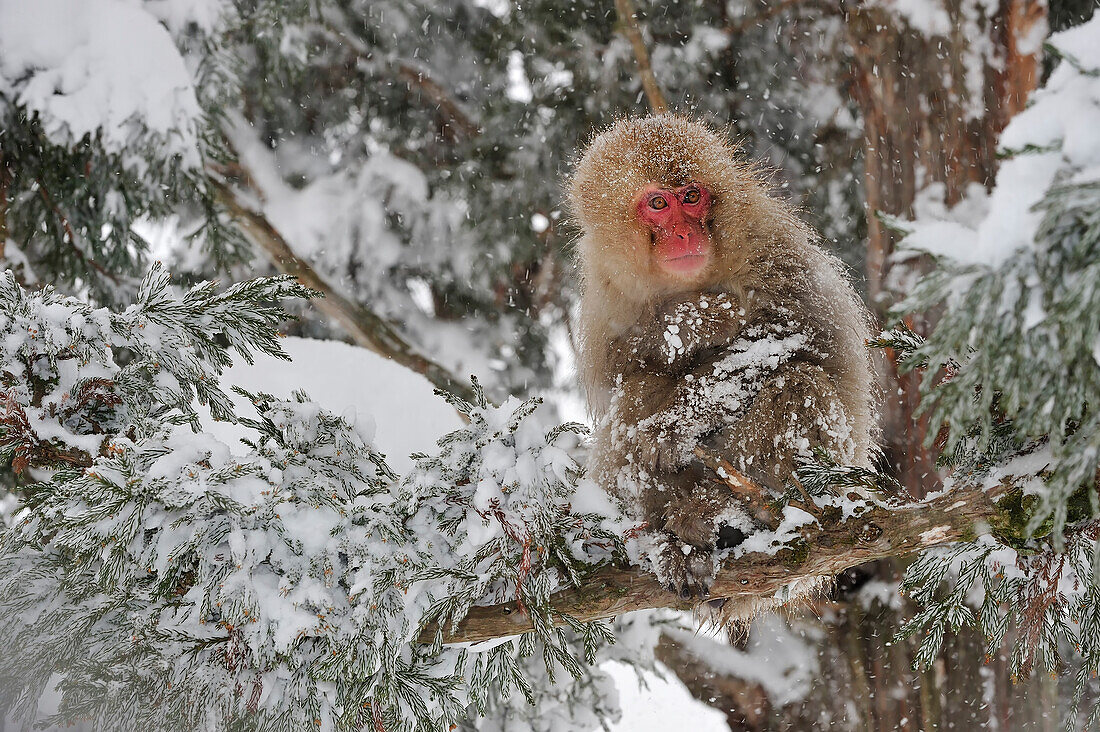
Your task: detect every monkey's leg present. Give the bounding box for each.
[643,466,752,599]
[716,360,856,493]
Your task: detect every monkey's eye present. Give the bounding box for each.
[682,188,701,205]
[648,195,669,211]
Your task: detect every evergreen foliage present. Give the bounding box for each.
[0,269,632,730]
[0,0,299,301]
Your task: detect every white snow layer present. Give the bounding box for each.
[873,0,953,36]
[601,661,729,732]
[0,0,202,164]
[901,14,1100,267]
[197,336,463,474]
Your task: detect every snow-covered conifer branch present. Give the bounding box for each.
[884,19,1100,721]
[0,270,630,730]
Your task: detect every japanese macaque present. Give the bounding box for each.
[568,115,878,601]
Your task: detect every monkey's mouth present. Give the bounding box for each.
[660,252,710,275]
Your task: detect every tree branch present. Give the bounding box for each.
[35,179,119,285]
[208,176,477,404]
[725,0,841,34]
[421,479,1012,644]
[614,0,669,113]
[394,62,480,143]
[317,17,479,144]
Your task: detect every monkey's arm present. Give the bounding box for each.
[631,357,751,473]
[633,322,818,474]
[614,291,747,375]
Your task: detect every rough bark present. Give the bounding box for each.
[423,480,1011,644]
[843,1,1047,498]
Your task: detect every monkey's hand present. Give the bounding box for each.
[631,291,746,371]
[649,535,717,599]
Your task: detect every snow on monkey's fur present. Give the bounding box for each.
[568,114,879,613]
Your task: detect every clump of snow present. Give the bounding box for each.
[900,15,1100,268]
[0,0,202,165]
[198,336,463,474]
[856,578,905,610]
[1050,13,1100,69]
[601,660,728,732]
[872,0,952,36]
[733,503,819,558]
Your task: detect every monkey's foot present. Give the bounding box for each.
[650,538,716,600]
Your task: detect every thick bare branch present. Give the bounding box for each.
[422,480,1011,644]
[614,0,669,113]
[209,177,477,404]
[394,62,480,143]
[725,0,841,34]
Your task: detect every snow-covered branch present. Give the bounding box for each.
[425,475,1013,644]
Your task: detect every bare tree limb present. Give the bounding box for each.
[725,0,841,34]
[209,176,477,404]
[421,479,1012,644]
[394,62,480,143]
[614,0,669,113]
[316,17,480,143]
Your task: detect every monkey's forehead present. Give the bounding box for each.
[571,115,740,193]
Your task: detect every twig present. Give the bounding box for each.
[614,0,669,113]
[791,475,822,518]
[0,390,95,473]
[35,179,119,284]
[394,62,480,142]
[693,446,779,529]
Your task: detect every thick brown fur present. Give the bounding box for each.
[568,115,879,604]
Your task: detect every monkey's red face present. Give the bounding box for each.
[636,183,713,279]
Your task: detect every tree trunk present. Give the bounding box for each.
[844,0,1047,497]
